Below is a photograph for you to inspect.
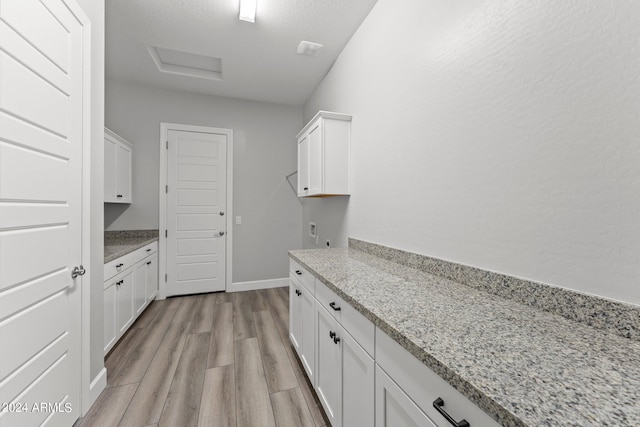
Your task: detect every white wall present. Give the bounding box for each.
[75,0,105,395]
[303,0,640,306]
[105,80,303,282]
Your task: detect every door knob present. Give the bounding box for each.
[71,265,86,279]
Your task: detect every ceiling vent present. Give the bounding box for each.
[148,46,223,81]
[297,41,323,57]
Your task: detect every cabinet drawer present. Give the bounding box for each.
[316,280,375,357]
[375,327,501,427]
[104,241,158,281]
[289,259,315,293]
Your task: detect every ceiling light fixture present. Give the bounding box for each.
[239,0,257,23]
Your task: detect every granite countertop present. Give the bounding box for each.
[104,230,159,263]
[289,247,640,427]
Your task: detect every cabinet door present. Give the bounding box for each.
[298,134,310,196]
[289,278,303,354]
[145,253,158,302]
[133,260,146,315]
[299,284,315,385]
[116,142,132,202]
[307,122,323,195]
[104,136,118,202]
[104,281,117,354]
[342,327,374,427]
[116,269,135,335]
[315,305,342,427]
[376,366,436,427]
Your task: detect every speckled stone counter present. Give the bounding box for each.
[288,244,640,427]
[104,230,159,263]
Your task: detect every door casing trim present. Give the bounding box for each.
[158,122,234,298]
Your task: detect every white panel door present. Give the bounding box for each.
[315,305,341,427]
[0,0,87,425]
[116,142,132,203]
[104,135,117,201]
[297,134,309,196]
[307,123,322,195]
[166,130,227,296]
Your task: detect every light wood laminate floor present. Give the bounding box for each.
[78,288,328,427]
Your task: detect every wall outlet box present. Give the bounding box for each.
[309,222,317,238]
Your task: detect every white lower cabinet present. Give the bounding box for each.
[289,272,316,384]
[104,242,158,355]
[315,305,342,425]
[376,366,436,427]
[289,256,502,427]
[134,261,147,316]
[116,269,135,335]
[315,305,375,427]
[103,280,117,353]
[145,252,158,302]
[340,323,375,427]
[376,328,501,427]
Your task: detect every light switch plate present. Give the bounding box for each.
[235,216,242,225]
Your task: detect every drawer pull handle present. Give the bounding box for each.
[333,335,340,344]
[433,398,470,427]
[329,331,336,339]
[146,261,152,265]
[116,263,124,268]
[329,302,341,311]
[295,270,302,275]
[146,248,151,252]
[295,289,301,296]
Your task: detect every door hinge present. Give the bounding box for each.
[166,140,168,149]
[165,274,167,282]
[165,185,168,193]
[165,230,168,238]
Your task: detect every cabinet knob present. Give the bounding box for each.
[333,335,340,344]
[303,187,309,191]
[116,194,123,198]
[433,398,470,427]
[329,301,341,311]
[329,331,336,339]
[146,248,151,252]
[146,261,152,265]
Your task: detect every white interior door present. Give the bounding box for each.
[0,0,86,425]
[166,129,227,296]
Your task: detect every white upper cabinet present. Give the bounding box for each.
[104,128,133,203]
[297,111,352,197]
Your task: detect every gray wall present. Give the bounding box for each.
[303,0,640,306]
[75,0,105,390]
[105,80,303,283]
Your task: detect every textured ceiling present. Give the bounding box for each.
[106,0,379,105]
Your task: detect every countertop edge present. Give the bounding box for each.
[104,237,159,264]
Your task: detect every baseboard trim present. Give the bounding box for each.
[86,367,107,414]
[229,277,288,292]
